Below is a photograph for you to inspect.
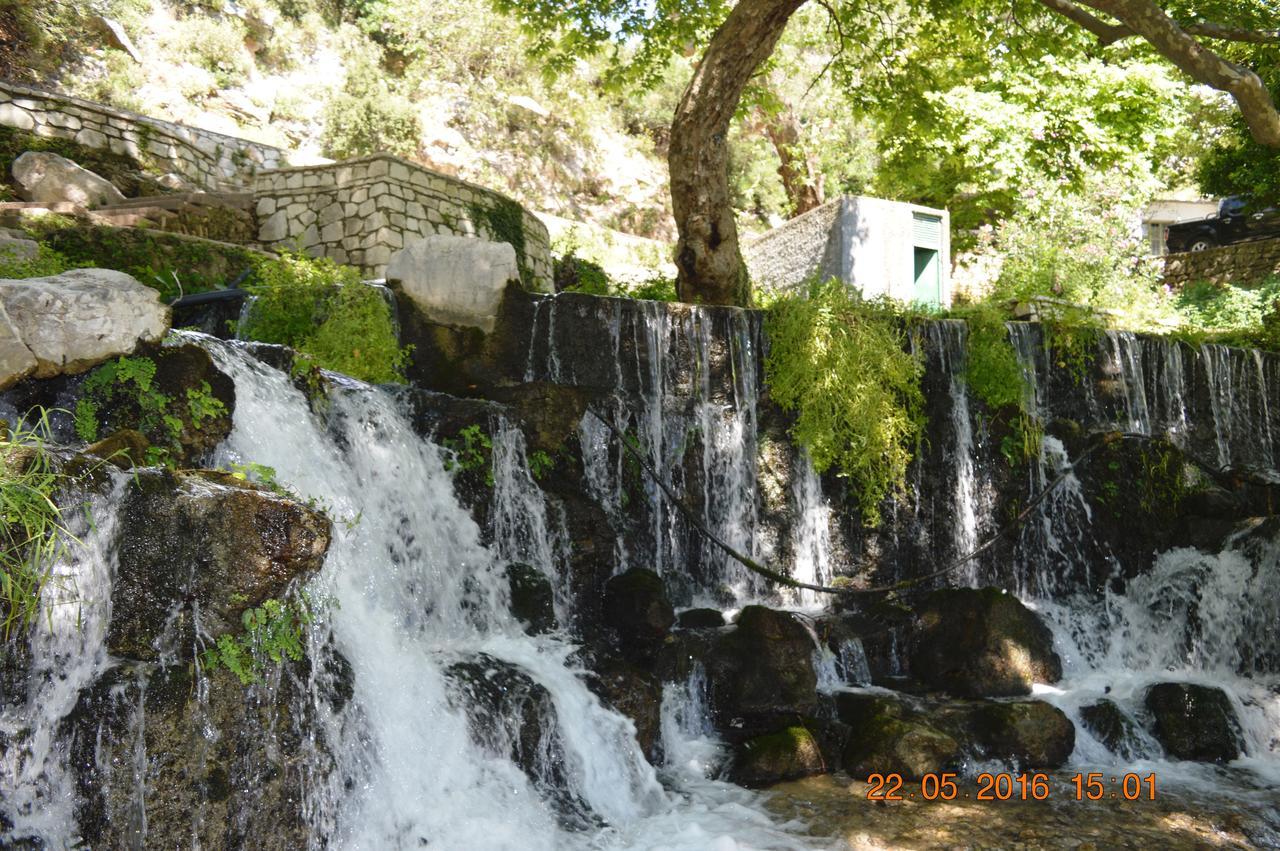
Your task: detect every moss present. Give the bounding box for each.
[469,197,532,288]
[20,219,262,298]
[732,724,825,787]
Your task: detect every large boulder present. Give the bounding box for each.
[706,606,818,736]
[837,692,962,778]
[1145,682,1243,763]
[909,588,1062,697]
[0,268,169,384]
[12,151,126,209]
[957,700,1075,768]
[0,300,36,390]
[109,469,332,660]
[386,235,520,333]
[602,568,675,663]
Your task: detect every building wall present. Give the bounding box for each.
[745,195,951,306]
[0,79,289,190]
[253,154,553,289]
[1162,237,1280,289]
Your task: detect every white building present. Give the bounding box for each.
[744,195,951,308]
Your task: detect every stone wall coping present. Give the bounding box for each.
[0,78,286,158]
[255,153,528,210]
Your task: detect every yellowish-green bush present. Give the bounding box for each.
[763,280,924,524]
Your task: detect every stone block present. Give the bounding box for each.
[385,235,520,333]
[0,103,35,130]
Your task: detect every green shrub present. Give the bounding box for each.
[554,253,610,295]
[241,251,411,384]
[763,280,924,524]
[321,59,421,160]
[625,275,678,302]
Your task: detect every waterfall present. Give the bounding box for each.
[531,295,765,605]
[199,338,803,849]
[0,481,127,845]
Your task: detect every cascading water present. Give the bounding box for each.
[200,337,811,849]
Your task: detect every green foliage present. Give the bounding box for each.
[0,243,73,279]
[201,596,313,685]
[241,251,411,384]
[763,280,924,525]
[527,449,554,480]
[957,304,1025,412]
[321,55,421,159]
[0,409,80,639]
[78,356,227,463]
[443,424,494,486]
[469,199,532,289]
[1173,278,1280,348]
[1000,414,1043,468]
[554,253,610,295]
[20,217,261,298]
[625,275,678,302]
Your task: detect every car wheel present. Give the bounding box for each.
[1189,237,1216,252]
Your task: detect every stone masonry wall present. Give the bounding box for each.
[0,79,289,191]
[743,199,841,292]
[1162,237,1280,289]
[252,154,552,289]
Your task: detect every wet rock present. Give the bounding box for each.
[505,562,558,634]
[83,428,150,467]
[837,693,962,778]
[445,653,593,825]
[960,700,1075,768]
[587,659,663,762]
[730,725,827,788]
[109,469,331,660]
[1145,682,1243,763]
[12,151,126,208]
[1079,699,1144,759]
[602,568,675,664]
[706,606,818,737]
[0,268,168,383]
[676,608,725,629]
[910,588,1062,697]
[67,653,326,850]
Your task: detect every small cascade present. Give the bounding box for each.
[0,481,127,845]
[529,295,765,605]
[787,453,832,608]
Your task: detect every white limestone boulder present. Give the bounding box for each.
[0,268,170,385]
[12,151,127,209]
[386,235,520,333]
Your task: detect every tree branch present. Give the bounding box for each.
[1040,0,1280,146]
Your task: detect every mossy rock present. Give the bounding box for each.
[0,124,157,199]
[961,700,1075,769]
[706,607,818,737]
[1079,699,1144,759]
[602,568,674,663]
[730,725,827,788]
[504,562,557,635]
[909,587,1062,697]
[836,692,962,778]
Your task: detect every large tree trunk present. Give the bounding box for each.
[669,0,807,306]
[759,100,826,217]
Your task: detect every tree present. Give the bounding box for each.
[498,0,1280,305]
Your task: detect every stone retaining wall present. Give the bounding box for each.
[1162,237,1280,289]
[0,79,289,191]
[252,154,552,289]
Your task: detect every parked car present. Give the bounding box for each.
[1166,195,1280,253]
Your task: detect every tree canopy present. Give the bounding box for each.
[496,0,1280,305]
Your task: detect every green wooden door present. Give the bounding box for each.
[913,246,940,306]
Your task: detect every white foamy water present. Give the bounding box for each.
[203,338,812,850]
